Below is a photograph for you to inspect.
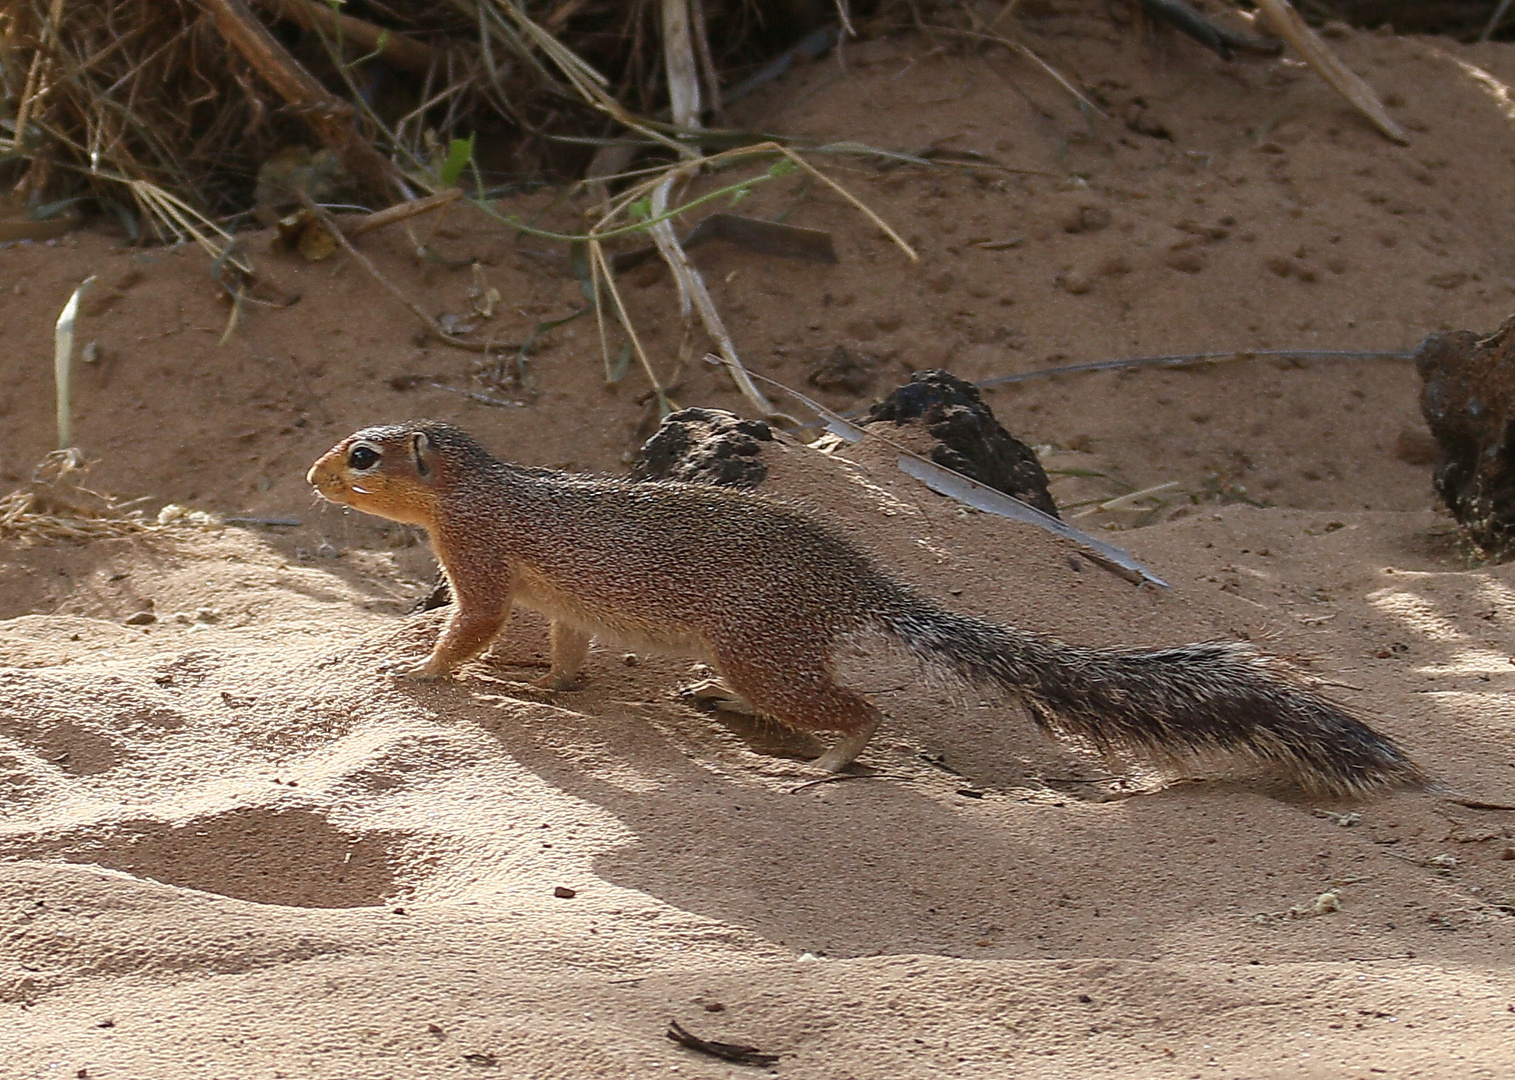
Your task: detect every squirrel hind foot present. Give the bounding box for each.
[810,712,882,773]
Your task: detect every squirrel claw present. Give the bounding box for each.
[533,673,581,691]
[679,677,757,716]
[380,659,443,681]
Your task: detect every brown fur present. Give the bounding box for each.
[308,420,1426,790]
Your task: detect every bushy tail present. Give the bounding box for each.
[880,595,1425,794]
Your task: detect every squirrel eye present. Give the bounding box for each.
[348,445,380,470]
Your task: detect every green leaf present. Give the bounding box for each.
[568,241,599,303]
[626,196,652,222]
[439,136,475,187]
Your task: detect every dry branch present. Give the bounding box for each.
[196,0,395,197]
[250,0,440,76]
[341,188,462,239]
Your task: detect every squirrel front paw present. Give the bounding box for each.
[532,672,582,691]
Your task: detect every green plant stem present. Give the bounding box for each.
[476,167,784,242]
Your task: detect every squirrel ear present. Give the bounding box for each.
[410,431,435,478]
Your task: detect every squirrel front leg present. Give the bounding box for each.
[394,586,510,681]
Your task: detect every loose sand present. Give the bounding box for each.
[3,9,1515,1077]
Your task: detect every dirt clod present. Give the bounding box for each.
[628,408,774,490]
[1416,316,1515,555]
[866,370,1058,517]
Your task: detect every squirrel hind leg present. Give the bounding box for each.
[535,621,590,690]
[811,708,882,772]
[713,649,884,771]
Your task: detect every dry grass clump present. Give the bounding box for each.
[0,450,214,543]
[0,0,840,226]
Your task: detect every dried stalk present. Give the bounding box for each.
[660,0,702,132]
[646,169,776,416]
[249,0,439,76]
[342,188,462,239]
[196,0,396,196]
[1252,0,1408,146]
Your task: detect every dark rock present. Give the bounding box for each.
[1415,315,1515,555]
[627,407,773,490]
[807,344,874,396]
[865,369,1059,518]
[412,573,453,613]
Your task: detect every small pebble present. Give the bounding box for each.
[1166,251,1205,274]
[1059,269,1092,295]
[553,886,577,899]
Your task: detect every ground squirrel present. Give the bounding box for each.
[308,420,1425,792]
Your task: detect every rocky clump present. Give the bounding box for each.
[865,369,1059,518]
[1416,314,1515,556]
[628,407,774,490]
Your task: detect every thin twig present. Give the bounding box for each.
[250,0,439,75]
[343,189,462,239]
[1440,796,1515,812]
[296,191,500,355]
[976,349,1415,388]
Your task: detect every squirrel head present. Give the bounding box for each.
[308,421,480,527]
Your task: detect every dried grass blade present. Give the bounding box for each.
[126,179,253,274]
[647,173,776,416]
[1252,0,1408,145]
[587,240,668,412]
[773,145,919,262]
[1483,0,1515,42]
[931,25,1105,118]
[660,0,701,130]
[486,0,687,156]
[1070,481,1181,519]
[54,276,95,451]
[896,455,1167,587]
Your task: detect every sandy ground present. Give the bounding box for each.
[4,7,1515,1077]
